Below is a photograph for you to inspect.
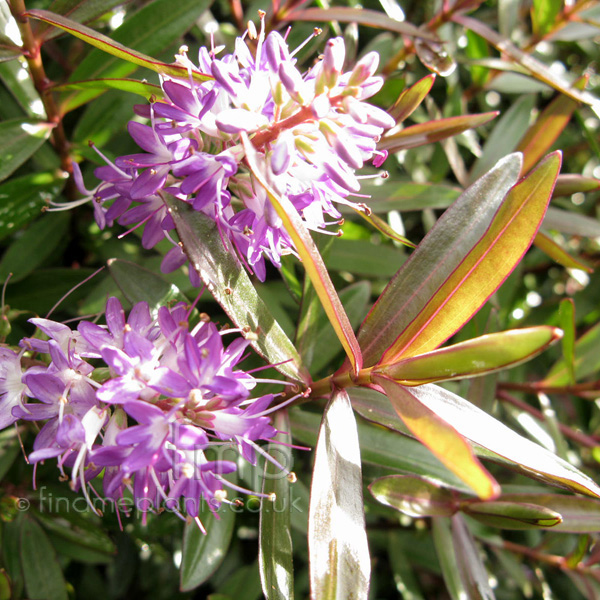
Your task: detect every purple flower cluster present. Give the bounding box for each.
[63,22,394,281]
[0,297,287,526]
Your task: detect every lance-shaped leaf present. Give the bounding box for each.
[354,208,416,248]
[558,298,576,385]
[369,474,457,517]
[516,76,587,175]
[543,206,600,238]
[453,14,600,116]
[374,375,500,499]
[462,500,562,530]
[378,326,562,385]
[52,78,163,100]
[180,503,236,591]
[241,134,362,376]
[389,74,436,122]
[259,411,294,600]
[376,151,561,365]
[380,382,600,497]
[25,9,212,84]
[356,153,523,367]
[164,194,307,384]
[496,494,600,533]
[283,7,437,40]
[533,232,593,273]
[308,388,370,600]
[379,112,497,153]
[0,118,54,183]
[552,174,600,197]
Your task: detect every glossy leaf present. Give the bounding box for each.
[497,494,600,533]
[241,134,361,376]
[0,172,64,241]
[283,7,437,40]
[374,375,500,499]
[0,212,70,283]
[291,404,473,494]
[357,152,523,367]
[378,326,562,385]
[379,382,600,497]
[379,112,497,153]
[414,36,456,77]
[327,239,407,278]
[180,503,237,592]
[20,517,68,600]
[389,74,435,122]
[378,151,560,364]
[369,475,456,517]
[463,500,562,529]
[432,518,470,600]
[545,320,600,385]
[53,78,163,100]
[449,515,495,600]
[552,174,600,197]
[516,76,587,175]
[308,388,370,600]
[26,9,213,84]
[559,298,576,385]
[533,231,593,273]
[543,206,600,238]
[453,14,600,116]
[531,0,562,37]
[165,194,307,384]
[107,258,189,311]
[259,411,294,600]
[354,209,416,247]
[469,94,536,182]
[0,118,53,183]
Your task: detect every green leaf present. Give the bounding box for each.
[0,59,44,118]
[241,134,361,376]
[389,74,435,123]
[107,258,188,312]
[0,212,71,283]
[462,500,562,529]
[516,76,587,174]
[377,152,560,365]
[53,77,163,101]
[559,298,576,384]
[0,172,64,241]
[354,209,416,248]
[327,238,407,278]
[497,494,600,533]
[259,411,294,600]
[374,375,500,500]
[378,326,562,385]
[531,0,562,37]
[26,8,213,85]
[0,428,20,480]
[283,7,437,40]
[291,403,472,494]
[308,388,370,600]
[379,112,497,153]
[180,503,236,592]
[432,518,470,600]
[545,320,600,385]
[369,475,456,517]
[382,382,600,497]
[20,517,68,600]
[552,174,600,197]
[165,195,307,384]
[543,206,600,238]
[2,517,23,599]
[469,94,536,182]
[0,118,53,183]
[533,231,593,273]
[356,153,523,367]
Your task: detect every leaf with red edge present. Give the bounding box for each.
[308,388,370,600]
[356,153,523,368]
[283,7,438,40]
[241,134,362,376]
[553,174,600,197]
[354,208,416,248]
[25,9,212,84]
[516,76,587,175]
[374,375,500,500]
[377,152,561,365]
[533,232,593,273]
[379,112,497,153]
[389,74,436,123]
[52,78,163,100]
[378,326,562,385]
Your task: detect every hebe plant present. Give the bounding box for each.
[0,0,600,598]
